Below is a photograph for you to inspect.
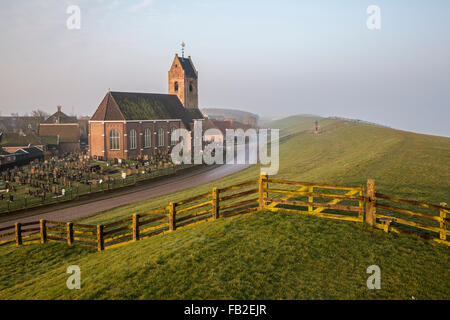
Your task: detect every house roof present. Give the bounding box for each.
[90,91,203,128]
[178,56,198,79]
[15,146,43,155]
[43,107,77,124]
[0,132,42,147]
[39,123,80,143]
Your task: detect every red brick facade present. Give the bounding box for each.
[89,120,183,160]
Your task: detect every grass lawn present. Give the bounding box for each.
[0,210,448,299]
[0,115,449,299]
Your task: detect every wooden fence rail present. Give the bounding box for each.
[0,174,448,250]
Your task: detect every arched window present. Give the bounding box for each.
[170,127,177,146]
[158,127,164,147]
[129,129,137,150]
[189,83,193,92]
[144,128,151,148]
[174,81,179,92]
[109,130,120,150]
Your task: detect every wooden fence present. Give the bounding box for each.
[0,175,448,250]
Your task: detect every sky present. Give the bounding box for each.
[0,0,449,137]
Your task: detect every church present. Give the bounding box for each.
[89,52,204,160]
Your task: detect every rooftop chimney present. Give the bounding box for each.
[57,105,62,112]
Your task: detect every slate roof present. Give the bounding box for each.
[178,57,198,79]
[90,91,203,128]
[186,108,204,120]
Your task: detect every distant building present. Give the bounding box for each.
[43,106,77,124]
[39,123,80,153]
[202,118,222,143]
[0,131,43,149]
[38,106,80,153]
[211,119,252,136]
[0,146,44,169]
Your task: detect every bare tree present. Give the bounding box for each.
[31,109,49,122]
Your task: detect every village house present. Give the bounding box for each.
[89,53,204,160]
[38,106,80,153]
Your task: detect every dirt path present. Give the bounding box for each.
[0,162,250,228]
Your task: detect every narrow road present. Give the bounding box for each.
[0,162,250,228]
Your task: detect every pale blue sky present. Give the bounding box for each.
[0,0,449,136]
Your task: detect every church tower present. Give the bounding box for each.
[168,44,198,109]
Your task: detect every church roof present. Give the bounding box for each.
[90,91,203,128]
[178,57,198,79]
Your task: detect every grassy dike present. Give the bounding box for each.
[0,115,449,299]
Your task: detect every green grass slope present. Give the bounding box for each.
[0,211,448,299]
[0,115,449,299]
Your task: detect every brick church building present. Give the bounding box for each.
[89,53,204,160]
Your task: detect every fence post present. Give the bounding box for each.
[440,202,447,241]
[358,184,365,220]
[212,187,219,220]
[96,225,104,251]
[169,202,176,231]
[15,222,22,246]
[259,174,268,210]
[308,186,313,213]
[133,214,140,241]
[365,179,376,226]
[40,219,47,244]
[67,222,74,246]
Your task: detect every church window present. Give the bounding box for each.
[158,127,165,147]
[174,81,179,92]
[144,128,151,148]
[170,127,177,146]
[109,130,120,150]
[129,129,137,150]
[189,83,193,92]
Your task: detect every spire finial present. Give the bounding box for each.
[181,41,185,58]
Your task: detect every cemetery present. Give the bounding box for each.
[0,151,190,213]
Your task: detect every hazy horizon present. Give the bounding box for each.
[0,0,449,137]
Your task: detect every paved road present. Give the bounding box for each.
[0,162,250,228]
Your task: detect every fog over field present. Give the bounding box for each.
[0,0,449,137]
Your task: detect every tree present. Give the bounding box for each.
[31,109,49,122]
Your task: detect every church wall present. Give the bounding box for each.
[89,121,105,159]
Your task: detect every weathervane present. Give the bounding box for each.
[181,42,185,58]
